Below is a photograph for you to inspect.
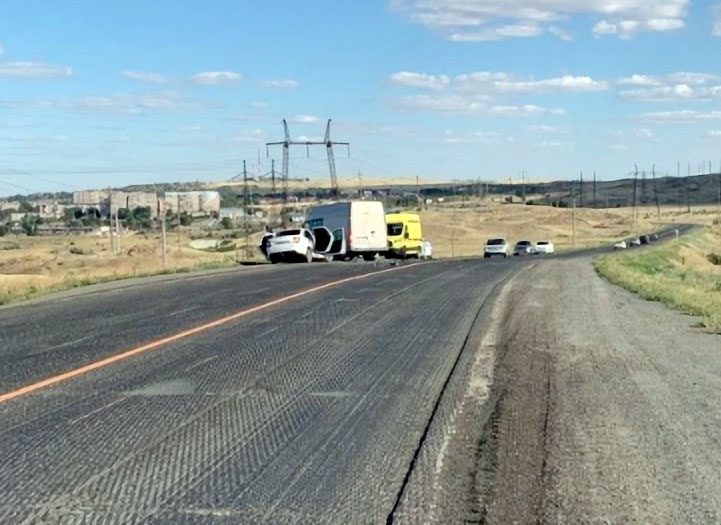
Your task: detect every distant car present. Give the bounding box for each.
[630,237,642,247]
[535,240,554,254]
[513,240,535,256]
[639,235,649,245]
[484,238,509,258]
[419,240,433,260]
[265,228,316,263]
[650,233,659,242]
[614,240,628,250]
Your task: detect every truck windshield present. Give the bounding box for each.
[387,223,403,236]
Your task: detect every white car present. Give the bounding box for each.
[265,228,317,263]
[484,238,509,258]
[614,240,628,250]
[535,240,554,254]
[630,237,642,247]
[419,240,433,259]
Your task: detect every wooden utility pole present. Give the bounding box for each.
[159,199,167,268]
[652,164,660,220]
[243,160,250,261]
[115,211,121,254]
[572,198,577,246]
[176,193,181,253]
[593,171,597,207]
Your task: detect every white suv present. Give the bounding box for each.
[484,238,509,258]
[265,228,316,263]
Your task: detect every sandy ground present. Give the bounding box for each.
[475,258,721,523]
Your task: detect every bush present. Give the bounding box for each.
[0,224,7,237]
[707,253,721,266]
[220,217,233,229]
[69,246,92,255]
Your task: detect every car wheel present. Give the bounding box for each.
[305,248,313,263]
[269,254,279,264]
[362,253,376,262]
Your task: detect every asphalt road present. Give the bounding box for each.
[0,257,519,523]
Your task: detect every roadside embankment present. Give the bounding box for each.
[594,223,721,331]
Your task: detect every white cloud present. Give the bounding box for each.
[495,75,608,93]
[249,101,269,108]
[295,134,323,142]
[391,0,688,40]
[534,140,564,148]
[528,124,562,134]
[0,61,72,79]
[714,4,721,36]
[388,71,450,90]
[442,129,504,143]
[262,78,299,89]
[230,129,266,143]
[667,72,718,85]
[641,110,721,122]
[65,92,206,114]
[548,26,573,41]
[0,43,4,56]
[618,74,662,86]
[291,114,319,124]
[706,130,721,137]
[490,104,565,116]
[122,70,168,84]
[190,71,241,85]
[449,23,543,41]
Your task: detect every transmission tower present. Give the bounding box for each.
[265,119,350,202]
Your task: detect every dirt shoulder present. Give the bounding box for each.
[477,257,721,523]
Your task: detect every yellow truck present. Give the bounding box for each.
[386,212,424,258]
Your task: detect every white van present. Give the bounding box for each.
[306,201,388,260]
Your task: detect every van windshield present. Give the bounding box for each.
[387,223,403,236]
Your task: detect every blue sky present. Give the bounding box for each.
[1,0,720,195]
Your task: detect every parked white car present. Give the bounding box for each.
[265,228,317,263]
[419,240,433,259]
[513,240,535,256]
[484,238,509,258]
[614,240,628,250]
[535,240,554,254]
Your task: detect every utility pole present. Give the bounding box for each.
[115,210,121,254]
[265,119,350,202]
[160,200,167,268]
[677,161,681,212]
[686,162,691,213]
[176,193,181,254]
[358,170,364,198]
[521,170,526,204]
[243,160,250,261]
[593,171,597,208]
[572,198,577,246]
[271,159,276,193]
[579,171,584,207]
[632,164,639,228]
[652,164,660,220]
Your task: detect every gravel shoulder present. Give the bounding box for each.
[477,257,721,523]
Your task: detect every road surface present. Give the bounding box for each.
[0,259,518,523]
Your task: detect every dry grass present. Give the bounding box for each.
[594,225,721,331]
[419,200,721,258]
[0,230,265,304]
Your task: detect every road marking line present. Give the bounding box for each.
[0,264,420,404]
[39,335,92,353]
[167,306,200,317]
[184,355,219,372]
[258,327,278,337]
[69,396,127,425]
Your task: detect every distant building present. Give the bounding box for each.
[218,207,245,220]
[165,191,220,216]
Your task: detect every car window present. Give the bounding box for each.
[277,229,301,237]
[487,238,506,245]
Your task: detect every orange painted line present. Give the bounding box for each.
[0,264,417,404]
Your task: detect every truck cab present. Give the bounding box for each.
[386,212,423,258]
